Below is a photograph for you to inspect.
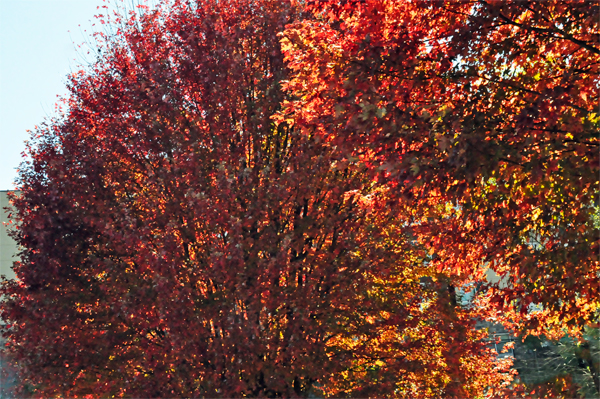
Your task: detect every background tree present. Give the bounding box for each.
[1,0,512,397]
[511,326,600,398]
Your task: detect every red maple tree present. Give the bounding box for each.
[282,0,598,335]
[2,0,597,397]
[280,0,599,395]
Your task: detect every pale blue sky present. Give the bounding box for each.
[0,0,115,190]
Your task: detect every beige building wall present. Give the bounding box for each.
[0,191,18,281]
[0,192,19,392]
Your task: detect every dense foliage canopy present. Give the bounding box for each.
[1,0,598,397]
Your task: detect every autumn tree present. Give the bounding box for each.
[0,0,514,397]
[281,0,599,396]
[281,0,599,343]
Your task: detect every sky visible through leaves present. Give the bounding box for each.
[0,0,113,190]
